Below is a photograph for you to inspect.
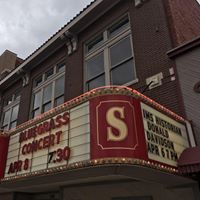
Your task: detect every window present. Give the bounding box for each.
[55,76,65,107]
[108,16,129,38]
[86,52,105,90]
[1,90,21,130]
[110,37,135,85]
[34,75,43,87]
[85,15,137,90]
[31,63,65,118]
[86,34,104,53]
[45,67,54,80]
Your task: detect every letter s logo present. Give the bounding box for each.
[106,107,128,142]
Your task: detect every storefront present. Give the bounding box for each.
[0,86,199,200]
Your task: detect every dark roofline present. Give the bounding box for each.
[24,0,97,62]
[167,36,200,58]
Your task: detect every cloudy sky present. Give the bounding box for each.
[0,0,93,59]
[0,0,199,59]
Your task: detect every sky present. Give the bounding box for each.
[0,0,199,59]
[0,0,93,59]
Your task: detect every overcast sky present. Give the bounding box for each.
[0,0,199,59]
[0,0,93,59]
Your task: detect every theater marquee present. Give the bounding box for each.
[7,112,70,175]
[141,103,189,167]
[0,87,191,181]
[4,102,90,179]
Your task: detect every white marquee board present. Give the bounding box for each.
[5,102,90,178]
[141,102,189,167]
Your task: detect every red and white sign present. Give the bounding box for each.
[0,87,192,180]
[0,136,9,179]
[90,95,147,160]
[89,93,190,168]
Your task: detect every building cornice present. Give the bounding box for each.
[167,36,200,58]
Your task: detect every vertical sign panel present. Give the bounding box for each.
[0,136,9,179]
[141,102,189,167]
[90,95,147,160]
[68,102,90,164]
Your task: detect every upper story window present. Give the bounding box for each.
[1,90,21,130]
[84,15,137,91]
[31,63,65,118]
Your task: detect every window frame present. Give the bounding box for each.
[31,63,65,119]
[85,51,105,91]
[1,94,20,130]
[84,14,138,91]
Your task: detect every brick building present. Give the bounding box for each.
[0,0,199,199]
[0,50,23,80]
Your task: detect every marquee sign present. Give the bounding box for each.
[141,103,189,167]
[4,102,90,179]
[7,112,70,175]
[0,87,191,181]
[90,95,147,160]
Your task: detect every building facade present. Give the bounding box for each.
[0,0,199,199]
[168,36,200,145]
[167,36,200,180]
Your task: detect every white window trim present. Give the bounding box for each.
[84,14,138,92]
[1,95,20,130]
[30,65,65,119]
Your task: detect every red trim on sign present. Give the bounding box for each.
[90,95,148,160]
[178,147,200,174]
[0,136,10,179]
